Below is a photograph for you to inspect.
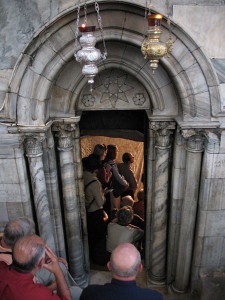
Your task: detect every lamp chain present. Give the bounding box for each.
[95,0,107,59]
[74,0,81,58]
[84,0,87,24]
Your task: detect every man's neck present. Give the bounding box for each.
[112,274,136,282]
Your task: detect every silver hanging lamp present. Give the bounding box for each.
[74,0,107,92]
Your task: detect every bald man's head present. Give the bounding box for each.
[110,243,141,278]
[12,235,45,273]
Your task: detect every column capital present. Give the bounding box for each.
[202,129,221,154]
[181,128,221,153]
[52,122,77,132]
[150,121,176,149]
[24,136,44,157]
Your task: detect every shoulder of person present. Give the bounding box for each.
[137,286,163,299]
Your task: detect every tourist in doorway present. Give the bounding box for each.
[93,144,111,189]
[106,206,143,254]
[133,189,145,220]
[117,152,137,199]
[104,145,129,212]
[83,154,109,264]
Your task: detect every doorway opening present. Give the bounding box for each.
[79,110,149,269]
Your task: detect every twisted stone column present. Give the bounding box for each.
[149,122,175,285]
[173,132,204,292]
[25,136,56,251]
[42,129,66,258]
[167,130,186,284]
[73,126,90,273]
[55,124,88,287]
[145,125,155,269]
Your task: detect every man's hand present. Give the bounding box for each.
[58,257,68,270]
[43,245,61,275]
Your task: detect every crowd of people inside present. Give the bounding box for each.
[82,144,145,265]
[0,143,163,299]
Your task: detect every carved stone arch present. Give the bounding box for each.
[6,1,221,126]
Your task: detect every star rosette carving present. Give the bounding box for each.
[99,72,133,108]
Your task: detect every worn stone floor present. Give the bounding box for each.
[89,267,199,300]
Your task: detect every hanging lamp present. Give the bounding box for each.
[141,0,174,73]
[74,0,107,91]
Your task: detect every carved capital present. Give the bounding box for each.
[52,122,77,133]
[202,129,221,154]
[24,136,43,157]
[57,130,73,151]
[150,121,175,149]
[185,135,204,153]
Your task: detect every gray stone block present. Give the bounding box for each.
[207,179,225,210]
[205,211,225,237]
[7,202,24,220]
[201,237,224,268]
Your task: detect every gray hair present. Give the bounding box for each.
[12,241,45,273]
[117,206,133,226]
[3,217,35,247]
[110,248,141,277]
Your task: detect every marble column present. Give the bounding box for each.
[173,133,204,292]
[42,129,66,258]
[25,136,56,251]
[56,124,88,287]
[167,129,186,284]
[149,121,175,285]
[73,126,90,273]
[145,125,155,269]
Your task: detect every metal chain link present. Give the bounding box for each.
[84,0,87,25]
[74,0,81,58]
[166,0,172,38]
[95,0,107,60]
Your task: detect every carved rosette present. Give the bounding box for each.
[150,121,176,149]
[25,137,43,157]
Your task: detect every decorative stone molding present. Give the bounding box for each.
[150,121,176,149]
[24,136,43,157]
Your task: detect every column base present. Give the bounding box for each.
[148,274,166,287]
[170,283,186,294]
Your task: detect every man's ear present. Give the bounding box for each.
[138,263,143,273]
[107,261,112,272]
[38,258,45,268]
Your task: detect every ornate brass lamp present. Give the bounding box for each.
[141,9,174,73]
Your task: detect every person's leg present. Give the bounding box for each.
[69,286,83,300]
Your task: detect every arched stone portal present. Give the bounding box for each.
[2,0,222,295]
